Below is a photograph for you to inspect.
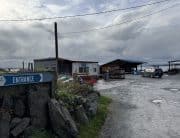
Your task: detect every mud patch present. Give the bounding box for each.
[118,102,137,109]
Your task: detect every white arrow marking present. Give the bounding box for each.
[0,76,6,86]
[40,74,43,82]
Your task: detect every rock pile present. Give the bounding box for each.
[0,84,100,138]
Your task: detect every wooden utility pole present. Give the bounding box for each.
[22,61,25,72]
[168,61,171,71]
[54,22,59,77]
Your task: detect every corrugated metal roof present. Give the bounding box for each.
[34,57,98,63]
[101,59,145,66]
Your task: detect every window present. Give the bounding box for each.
[94,68,96,72]
[79,67,89,73]
[81,63,86,67]
[79,67,84,73]
[86,67,89,73]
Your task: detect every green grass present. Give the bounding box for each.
[30,129,55,138]
[79,96,112,138]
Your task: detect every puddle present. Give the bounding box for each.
[170,88,179,91]
[151,98,165,106]
[163,88,180,92]
[152,99,163,104]
[119,102,137,109]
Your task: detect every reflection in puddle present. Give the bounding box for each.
[170,88,179,91]
[163,88,180,92]
[152,99,163,104]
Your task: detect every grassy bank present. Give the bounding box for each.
[28,129,55,138]
[79,96,112,138]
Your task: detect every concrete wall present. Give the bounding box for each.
[0,82,52,138]
[72,62,99,76]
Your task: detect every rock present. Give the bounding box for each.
[0,112,11,138]
[14,100,25,117]
[74,96,84,105]
[11,117,30,137]
[88,101,98,117]
[23,126,36,138]
[28,87,50,128]
[10,117,22,129]
[87,92,99,102]
[48,99,78,138]
[2,95,13,111]
[75,105,89,125]
[84,92,99,118]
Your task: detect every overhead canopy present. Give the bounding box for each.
[100,59,145,73]
[101,59,144,67]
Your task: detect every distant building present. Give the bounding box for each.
[100,59,144,74]
[34,58,99,76]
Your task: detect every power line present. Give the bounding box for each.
[60,3,180,37]
[0,0,174,22]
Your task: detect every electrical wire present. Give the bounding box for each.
[0,0,174,22]
[60,3,180,37]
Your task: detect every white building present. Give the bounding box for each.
[34,58,99,76]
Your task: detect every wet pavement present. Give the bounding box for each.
[95,75,180,138]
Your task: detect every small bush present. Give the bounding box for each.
[57,81,94,96]
[56,81,96,111]
[56,91,78,110]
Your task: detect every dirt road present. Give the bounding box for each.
[95,75,180,138]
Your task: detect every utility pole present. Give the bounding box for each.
[54,22,59,77]
[168,61,171,71]
[22,61,25,72]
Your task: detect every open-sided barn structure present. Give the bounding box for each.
[100,59,144,74]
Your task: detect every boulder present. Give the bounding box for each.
[2,95,13,111]
[14,100,25,117]
[87,101,98,117]
[48,99,78,138]
[10,117,22,129]
[84,92,99,118]
[0,112,11,138]
[11,117,30,137]
[87,92,99,102]
[23,126,36,138]
[28,87,50,128]
[75,105,89,125]
[74,96,84,105]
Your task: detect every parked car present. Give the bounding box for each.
[142,68,163,78]
[76,75,98,86]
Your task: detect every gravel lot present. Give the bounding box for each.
[95,75,180,138]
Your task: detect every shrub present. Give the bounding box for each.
[55,91,77,111]
[56,81,96,112]
[57,81,94,96]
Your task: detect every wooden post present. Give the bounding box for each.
[168,61,171,71]
[22,61,25,72]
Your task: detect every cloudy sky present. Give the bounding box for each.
[0,0,180,68]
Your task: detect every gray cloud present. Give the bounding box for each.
[0,0,180,68]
